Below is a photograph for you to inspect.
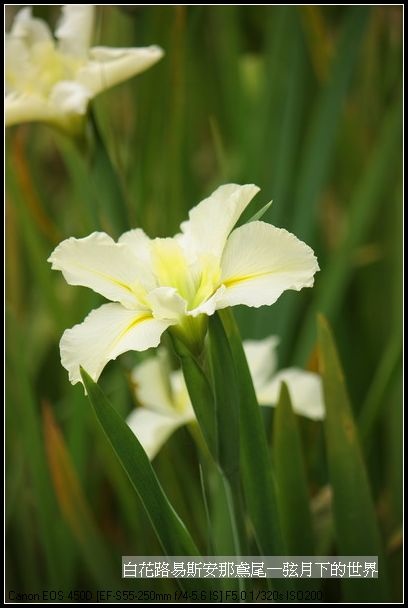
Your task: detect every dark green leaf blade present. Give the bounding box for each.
[294,98,402,364]
[219,309,285,556]
[81,368,200,558]
[42,402,116,586]
[89,111,129,236]
[274,383,315,556]
[208,314,248,558]
[275,7,370,362]
[317,315,389,602]
[208,314,240,479]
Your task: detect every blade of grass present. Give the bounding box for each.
[6,162,64,331]
[294,99,402,364]
[208,314,240,481]
[358,332,402,445]
[273,383,315,556]
[237,199,273,227]
[293,7,369,241]
[43,402,117,586]
[8,131,62,244]
[5,396,41,588]
[81,368,200,557]
[260,6,307,208]
[275,7,370,362]
[219,309,285,557]
[93,417,160,552]
[249,11,310,338]
[209,7,244,145]
[318,315,389,602]
[274,383,318,592]
[7,311,65,586]
[198,463,215,555]
[208,314,248,569]
[65,387,91,483]
[385,372,403,529]
[52,133,99,233]
[5,194,23,315]
[89,111,130,236]
[300,7,333,82]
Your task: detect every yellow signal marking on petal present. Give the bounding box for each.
[70,261,147,303]
[223,270,274,288]
[223,262,306,288]
[111,313,153,349]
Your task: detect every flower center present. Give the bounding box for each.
[150,239,221,311]
[7,40,82,98]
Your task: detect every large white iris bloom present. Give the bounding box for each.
[5,5,163,131]
[48,184,319,386]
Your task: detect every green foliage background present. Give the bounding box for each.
[6,5,402,602]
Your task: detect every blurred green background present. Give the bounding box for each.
[6,5,402,602]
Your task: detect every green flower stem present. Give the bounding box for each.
[170,314,208,358]
[170,334,217,456]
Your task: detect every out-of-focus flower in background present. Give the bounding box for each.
[5,5,164,133]
[48,184,319,387]
[127,337,325,459]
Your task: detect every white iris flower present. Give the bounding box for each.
[48,184,319,386]
[127,337,325,459]
[5,5,163,132]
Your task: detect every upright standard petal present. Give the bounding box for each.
[217,221,319,309]
[258,368,325,420]
[60,303,171,385]
[55,5,94,57]
[48,232,153,308]
[77,45,164,96]
[127,408,188,460]
[243,337,280,388]
[118,228,152,266]
[5,37,30,94]
[179,184,260,261]
[10,7,52,44]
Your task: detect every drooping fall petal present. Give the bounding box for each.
[258,368,325,420]
[48,232,153,309]
[61,303,171,385]
[55,5,94,57]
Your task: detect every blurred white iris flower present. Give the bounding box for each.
[5,5,164,132]
[48,184,319,387]
[127,337,325,459]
